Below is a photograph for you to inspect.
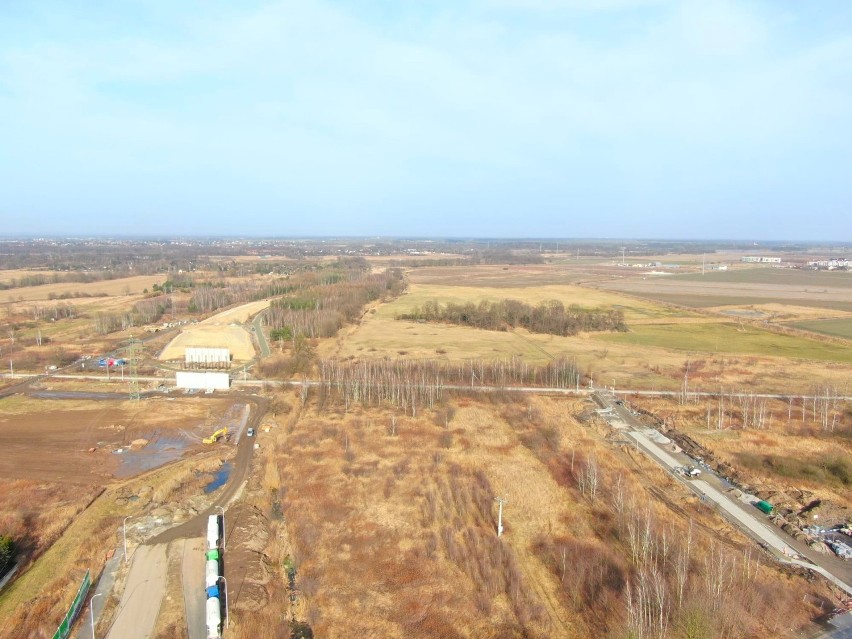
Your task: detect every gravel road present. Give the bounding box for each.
[106,544,168,639]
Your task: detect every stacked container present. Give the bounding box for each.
[206,514,223,639]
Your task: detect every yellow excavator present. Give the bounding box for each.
[203,427,228,444]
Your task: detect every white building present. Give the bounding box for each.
[185,347,231,368]
[175,371,230,391]
[741,256,781,264]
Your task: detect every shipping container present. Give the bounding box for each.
[206,585,220,599]
[755,500,774,515]
[205,560,219,587]
[206,597,221,638]
[207,515,220,549]
[206,549,220,561]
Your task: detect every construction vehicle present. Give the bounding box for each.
[203,427,228,444]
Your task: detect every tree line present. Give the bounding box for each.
[398,298,627,336]
[315,356,582,415]
[264,261,405,342]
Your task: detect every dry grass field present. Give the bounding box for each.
[0,269,68,285]
[0,274,164,303]
[227,390,830,639]
[199,299,270,325]
[596,321,852,363]
[324,269,852,394]
[0,254,848,639]
[597,269,852,312]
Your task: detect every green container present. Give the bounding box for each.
[755,500,774,515]
[206,549,220,561]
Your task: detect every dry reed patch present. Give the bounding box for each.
[271,405,557,638]
[506,396,833,637]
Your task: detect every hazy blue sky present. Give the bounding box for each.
[1,1,850,239]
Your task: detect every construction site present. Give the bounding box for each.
[0,243,849,639]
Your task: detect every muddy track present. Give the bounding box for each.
[148,394,268,545]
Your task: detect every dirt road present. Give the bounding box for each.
[181,539,206,639]
[106,544,168,639]
[86,394,266,639]
[148,395,267,545]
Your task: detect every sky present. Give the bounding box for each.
[0,1,850,240]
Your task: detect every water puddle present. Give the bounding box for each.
[204,462,232,493]
[114,435,189,478]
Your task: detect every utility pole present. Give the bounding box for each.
[127,337,141,401]
[494,497,508,537]
[89,592,103,639]
[702,253,706,276]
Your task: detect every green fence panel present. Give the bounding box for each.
[52,569,91,639]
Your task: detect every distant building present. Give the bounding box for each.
[741,256,781,264]
[808,258,850,269]
[185,347,231,368]
[175,371,230,391]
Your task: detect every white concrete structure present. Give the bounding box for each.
[185,347,230,367]
[175,371,230,391]
[741,256,782,264]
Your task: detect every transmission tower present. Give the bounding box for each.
[127,337,142,401]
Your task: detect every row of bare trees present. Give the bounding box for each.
[316,356,582,415]
[682,387,849,434]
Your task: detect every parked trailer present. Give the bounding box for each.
[205,560,219,588]
[755,500,774,515]
[206,597,222,639]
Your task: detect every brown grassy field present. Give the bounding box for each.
[0,269,68,285]
[597,272,852,312]
[323,276,852,394]
[226,390,831,638]
[0,274,164,303]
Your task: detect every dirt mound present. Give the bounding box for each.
[227,503,272,611]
